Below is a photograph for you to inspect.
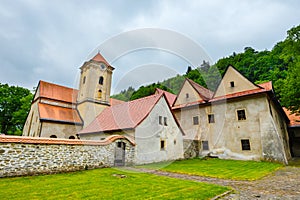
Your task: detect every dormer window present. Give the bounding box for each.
[230,81,235,87]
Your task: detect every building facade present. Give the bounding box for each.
[173,66,291,164]
[23,53,293,164]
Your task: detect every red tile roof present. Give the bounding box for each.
[173,81,273,109]
[155,88,177,106]
[110,98,125,106]
[211,81,273,102]
[79,93,164,134]
[39,81,78,103]
[91,52,110,66]
[283,108,300,127]
[187,79,214,101]
[39,103,83,125]
[0,134,135,146]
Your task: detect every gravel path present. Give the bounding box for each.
[124,166,300,199]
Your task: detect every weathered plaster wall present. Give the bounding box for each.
[135,97,184,164]
[0,135,135,178]
[40,122,82,139]
[174,80,202,106]
[174,94,290,164]
[22,101,41,137]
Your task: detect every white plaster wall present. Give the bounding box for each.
[40,122,82,139]
[135,97,184,164]
[22,101,41,137]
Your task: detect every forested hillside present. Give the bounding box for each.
[112,25,300,113]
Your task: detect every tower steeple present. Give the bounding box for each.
[77,52,114,127]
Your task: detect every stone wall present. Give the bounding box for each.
[183,139,201,158]
[0,135,135,178]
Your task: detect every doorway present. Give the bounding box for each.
[114,142,126,166]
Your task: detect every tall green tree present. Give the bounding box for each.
[0,83,33,135]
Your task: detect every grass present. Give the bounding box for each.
[138,158,283,181]
[0,167,229,200]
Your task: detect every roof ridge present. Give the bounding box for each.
[39,80,77,91]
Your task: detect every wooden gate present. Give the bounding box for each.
[114,142,126,166]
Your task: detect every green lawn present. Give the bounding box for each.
[138,158,283,181]
[0,168,229,200]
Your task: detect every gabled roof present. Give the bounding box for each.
[37,81,78,103]
[90,52,110,66]
[79,93,164,134]
[186,78,214,101]
[110,98,125,106]
[213,65,261,98]
[155,88,177,106]
[211,81,273,102]
[38,103,83,125]
[173,80,274,110]
[283,108,300,127]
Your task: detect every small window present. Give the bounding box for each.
[241,139,251,150]
[98,90,102,98]
[83,76,86,84]
[69,136,75,139]
[230,81,235,87]
[159,116,163,125]
[164,117,168,126]
[208,114,215,123]
[99,76,104,85]
[237,109,246,120]
[193,116,199,125]
[160,140,165,150]
[50,135,57,138]
[202,141,209,151]
[186,93,189,98]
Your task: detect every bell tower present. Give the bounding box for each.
[77,53,114,127]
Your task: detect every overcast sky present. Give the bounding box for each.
[0,0,299,94]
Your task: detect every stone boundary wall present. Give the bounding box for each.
[0,135,135,178]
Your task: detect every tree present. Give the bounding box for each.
[0,83,33,135]
[280,60,300,114]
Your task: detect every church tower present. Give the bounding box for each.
[77,53,114,128]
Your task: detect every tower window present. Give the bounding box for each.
[83,76,86,84]
[208,114,215,123]
[237,109,246,120]
[99,76,104,85]
[50,135,57,138]
[98,90,102,98]
[230,81,235,87]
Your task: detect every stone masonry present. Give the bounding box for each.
[0,135,135,177]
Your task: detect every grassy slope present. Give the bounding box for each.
[0,168,229,200]
[139,158,283,181]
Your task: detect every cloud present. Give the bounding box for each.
[0,0,299,92]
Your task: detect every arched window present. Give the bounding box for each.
[99,76,104,85]
[50,135,57,138]
[98,90,102,98]
[69,136,75,139]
